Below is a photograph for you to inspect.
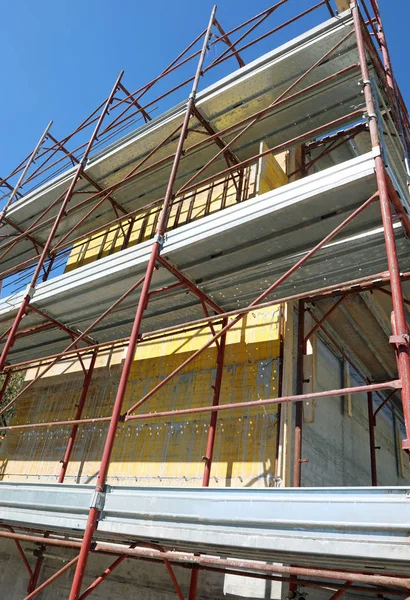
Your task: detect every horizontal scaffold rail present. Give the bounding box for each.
[0,483,409,576]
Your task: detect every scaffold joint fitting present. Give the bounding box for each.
[402,439,410,452]
[24,285,36,300]
[389,334,410,348]
[154,233,165,250]
[90,490,106,511]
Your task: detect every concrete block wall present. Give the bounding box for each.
[301,339,410,487]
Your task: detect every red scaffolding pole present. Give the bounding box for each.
[67,7,218,598]
[352,2,410,451]
[0,2,409,598]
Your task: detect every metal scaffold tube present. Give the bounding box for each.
[58,351,98,483]
[67,7,217,598]
[0,72,124,373]
[202,318,228,487]
[293,300,305,487]
[352,1,410,452]
[0,2,408,598]
[367,391,378,485]
[0,121,52,223]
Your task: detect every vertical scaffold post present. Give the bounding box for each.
[352,2,410,451]
[366,0,410,184]
[293,299,305,487]
[202,318,228,487]
[367,391,378,485]
[0,74,123,373]
[190,318,228,598]
[367,0,394,92]
[274,304,285,480]
[68,7,217,599]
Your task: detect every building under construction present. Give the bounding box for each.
[0,0,409,598]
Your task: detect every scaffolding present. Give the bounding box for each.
[0,0,409,598]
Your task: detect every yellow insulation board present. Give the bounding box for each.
[257,143,288,195]
[65,150,287,273]
[0,306,282,487]
[65,165,259,272]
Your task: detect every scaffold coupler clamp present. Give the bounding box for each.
[363,109,377,123]
[24,284,36,300]
[389,333,410,349]
[358,78,371,87]
[154,233,165,251]
[402,439,410,452]
[90,485,109,519]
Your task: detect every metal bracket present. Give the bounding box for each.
[372,145,381,158]
[389,334,410,348]
[363,110,377,120]
[154,233,165,250]
[24,285,36,300]
[402,439,410,452]
[90,490,106,511]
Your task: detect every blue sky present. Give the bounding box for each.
[0,0,407,179]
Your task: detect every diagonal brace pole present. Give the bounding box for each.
[213,18,245,68]
[0,72,124,373]
[125,191,378,417]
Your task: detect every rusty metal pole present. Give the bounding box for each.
[0,524,33,591]
[202,318,227,486]
[0,528,408,591]
[328,583,351,600]
[78,545,184,600]
[125,192,378,419]
[274,304,285,479]
[188,567,199,600]
[26,552,44,594]
[0,74,123,373]
[366,0,410,175]
[293,299,305,487]
[0,121,53,223]
[367,391,378,485]
[189,320,227,600]
[24,555,79,600]
[78,555,128,599]
[67,8,217,599]
[367,0,393,91]
[352,3,410,452]
[290,300,305,599]
[58,352,97,483]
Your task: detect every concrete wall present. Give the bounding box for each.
[301,338,410,487]
[0,542,222,600]
[0,541,291,600]
[0,538,394,600]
